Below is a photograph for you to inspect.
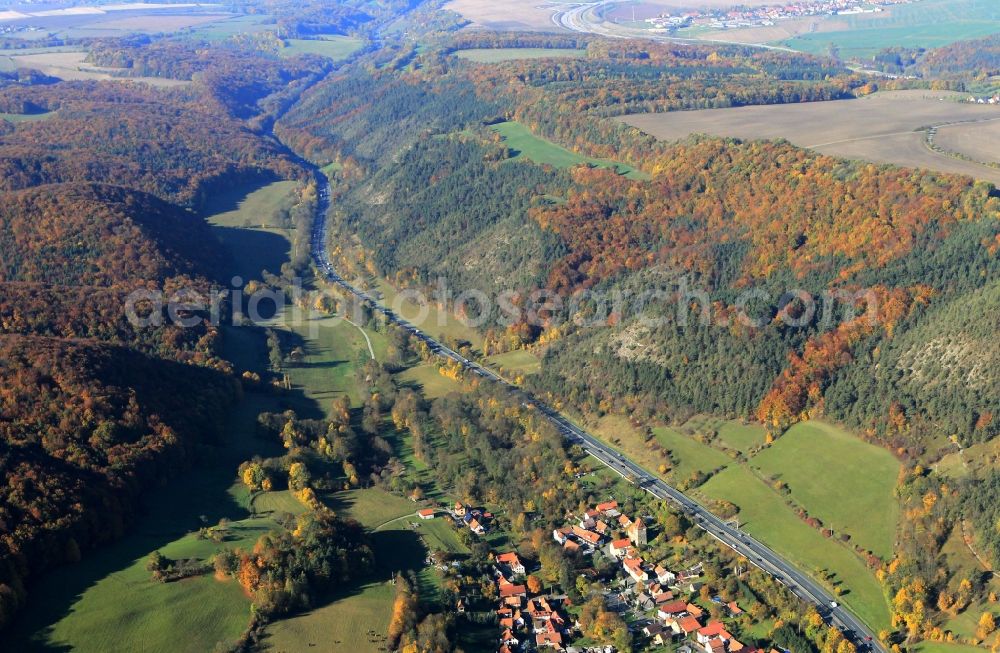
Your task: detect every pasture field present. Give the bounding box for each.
[329,487,420,529]
[397,362,466,398]
[377,278,485,349]
[203,180,296,281]
[750,421,901,559]
[206,179,386,415]
[280,36,364,61]
[488,348,542,377]
[620,90,1000,185]
[201,179,300,230]
[779,0,1000,58]
[915,645,994,653]
[584,414,733,484]
[263,580,397,653]
[394,516,470,556]
[456,47,586,62]
[282,315,386,414]
[716,420,767,453]
[681,414,767,453]
[9,389,290,652]
[266,488,443,653]
[654,425,732,481]
[698,465,892,633]
[190,14,276,40]
[491,120,649,180]
[252,489,308,516]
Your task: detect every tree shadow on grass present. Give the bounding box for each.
[6,391,324,652]
[253,530,431,652]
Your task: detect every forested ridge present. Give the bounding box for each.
[288,40,1000,448]
[870,33,1000,81]
[0,27,347,632]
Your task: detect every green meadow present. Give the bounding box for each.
[397,362,466,399]
[280,36,365,61]
[751,421,900,559]
[490,121,649,180]
[699,464,891,633]
[488,348,542,377]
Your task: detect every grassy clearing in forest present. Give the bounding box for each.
[490,121,649,180]
[750,421,900,559]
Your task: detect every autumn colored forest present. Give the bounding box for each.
[282,29,1000,648]
[2,2,1000,650]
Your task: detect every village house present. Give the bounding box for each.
[696,620,749,653]
[676,615,703,637]
[655,564,676,585]
[657,599,689,621]
[536,627,564,650]
[622,556,649,582]
[578,509,599,530]
[416,508,435,520]
[644,622,672,647]
[497,551,526,575]
[686,602,705,619]
[500,628,519,647]
[595,500,619,516]
[499,583,527,600]
[609,537,632,558]
[572,525,603,547]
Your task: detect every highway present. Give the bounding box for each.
[550,0,796,51]
[308,170,884,653]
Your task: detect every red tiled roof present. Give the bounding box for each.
[417,508,435,516]
[497,552,521,566]
[678,616,702,633]
[698,621,732,640]
[536,630,563,647]
[500,584,527,598]
[610,538,631,550]
[623,557,644,571]
[572,525,601,544]
[658,600,688,614]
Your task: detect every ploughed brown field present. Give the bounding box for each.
[620,90,1000,185]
